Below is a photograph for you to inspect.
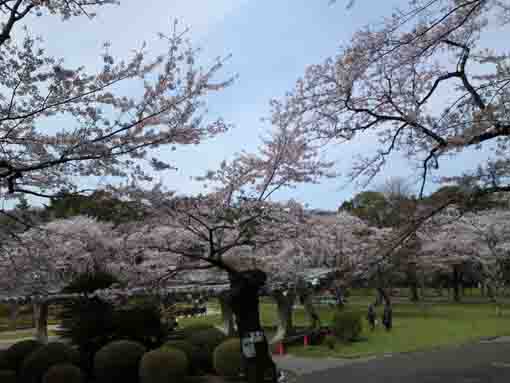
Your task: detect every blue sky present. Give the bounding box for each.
[20,0,496,210]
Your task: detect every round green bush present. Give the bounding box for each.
[188,328,227,372]
[3,339,43,374]
[42,364,83,383]
[162,340,195,373]
[331,310,363,342]
[139,347,188,383]
[94,340,146,383]
[0,370,17,383]
[21,342,76,383]
[213,338,242,378]
[0,350,10,370]
[323,335,336,350]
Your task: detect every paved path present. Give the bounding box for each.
[296,340,510,383]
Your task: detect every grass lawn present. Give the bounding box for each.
[0,328,58,341]
[289,300,510,358]
[179,295,510,359]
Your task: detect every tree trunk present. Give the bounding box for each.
[452,265,461,302]
[229,270,277,383]
[8,303,18,331]
[376,287,391,306]
[300,293,320,329]
[487,283,497,302]
[34,302,49,344]
[219,292,236,336]
[408,262,419,302]
[273,291,296,342]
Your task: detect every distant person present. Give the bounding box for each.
[367,304,376,331]
[382,303,393,331]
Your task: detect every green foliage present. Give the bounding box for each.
[94,340,146,383]
[112,304,166,349]
[42,364,83,383]
[213,338,242,378]
[331,310,363,342]
[59,272,118,374]
[3,339,43,374]
[0,370,17,383]
[162,340,195,373]
[45,190,145,224]
[323,335,336,350]
[139,348,188,383]
[21,342,76,383]
[0,350,10,370]
[340,191,389,227]
[188,328,227,373]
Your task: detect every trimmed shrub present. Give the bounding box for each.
[94,340,146,383]
[331,310,363,342]
[3,339,43,374]
[213,338,242,378]
[58,272,118,374]
[188,328,226,372]
[162,340,195,373]
[139,347,188,383]
[0,370,17,383]
[111,303,165,349]
[0,350,10,370]
[21,342,76,383]
[42,364,83,383]
[323,335,336,350]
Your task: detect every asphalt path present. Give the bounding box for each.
[298,340,510,383]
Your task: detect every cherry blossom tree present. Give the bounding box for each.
[419,206,510,301]
[0,215,122,341]
[274,0,510,201]
[0,1,231,207]
[115,125,334,383]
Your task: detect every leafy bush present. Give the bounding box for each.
[139,347,187,383]
[3,339,43,374]
[21,342,76,383]
[42,364,83,383]
[162,340,195,373]
[188,328,227,372]
[0,370,17,383]
[58,272,118,374]
[0,350,10,370]
[331,310,363,342]
[94,340,146,383]
[111,304,165,349]
[213,338,242,378]
[323,335,336,350]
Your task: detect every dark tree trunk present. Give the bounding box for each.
[273,291,295,341]
[408,263,419,302]
[229,270,277,383]
[219,292,236,336]
[452,265,461,302]
[300,293,320,329]
[377,287,391,306]
[34,302,49,343]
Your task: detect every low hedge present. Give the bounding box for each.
[213,338,242,378]
[139,347,188,383]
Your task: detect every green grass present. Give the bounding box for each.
[3,294,510,359]
[289,301,510,358]
[0,328,58,341]
[178,296,510,359]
